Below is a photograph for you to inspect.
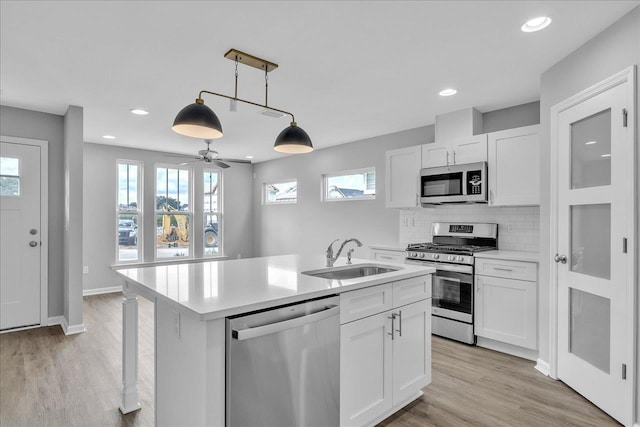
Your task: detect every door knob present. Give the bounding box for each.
[554,253,567,264]
[29,241,38,247]
[30,229,38,235]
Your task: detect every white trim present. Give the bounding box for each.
[0,135,49,329]
[548,65,636,423]
[83,285,123,296]
[535,358,551,377]
[58,315,86,335]
[476,336,538,362]
[48,315,65,327]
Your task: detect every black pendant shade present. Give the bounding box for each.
[172,100,223,139]
[274,122,313,154]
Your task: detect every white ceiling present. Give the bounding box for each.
[1,1,638,163]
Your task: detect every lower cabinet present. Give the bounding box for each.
[474,258,538,351]
[340,293,431,427]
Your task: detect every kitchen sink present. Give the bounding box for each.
[302,265,400,280]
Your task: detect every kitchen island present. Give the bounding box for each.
[114,254,434,427]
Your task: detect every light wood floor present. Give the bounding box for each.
[0,293,620,427]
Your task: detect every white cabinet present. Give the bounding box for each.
[421,134,488,168]
[487,124,540,206]
[475,258,538,352]
[369,246,406,264]
[340,276,431,427]
[385,146,422,208]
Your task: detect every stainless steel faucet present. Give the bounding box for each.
[326,238,363,267]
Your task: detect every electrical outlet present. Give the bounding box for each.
[83,266,89,274]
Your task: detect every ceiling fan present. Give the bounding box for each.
[166,140,251,169]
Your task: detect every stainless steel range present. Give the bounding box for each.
[405,222,498,344]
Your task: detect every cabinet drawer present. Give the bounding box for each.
[340,283,393,324]
[392,275,431,307]
[475,258,537,282]
[371,249,406,263]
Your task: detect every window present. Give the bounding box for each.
[204,170,222,256]
[117,161,142,262]
[323,168,375,201]
[0,157,20,196]
[264,180,297,204]
[156,166,191,259]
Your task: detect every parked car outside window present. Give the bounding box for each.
[119,220,138,246]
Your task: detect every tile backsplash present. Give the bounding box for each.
[399,205,540,252]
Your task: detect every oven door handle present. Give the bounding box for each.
[406,259,473,274]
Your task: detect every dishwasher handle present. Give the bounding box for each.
[232,305,340,341]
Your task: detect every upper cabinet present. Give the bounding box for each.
[487,124,540,206]
[421,134,488,168]
[385,145,422,208]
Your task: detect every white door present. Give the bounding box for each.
[0,141,42,330]
[555,81,632,425]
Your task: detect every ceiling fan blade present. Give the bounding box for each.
[212,160,231,169]
[165,153,195,158]
[218,158,252,164]
[178,160,201,166]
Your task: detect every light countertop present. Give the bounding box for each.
[368,244,406,252]
[114,254,434,321]
[474,250,540,263]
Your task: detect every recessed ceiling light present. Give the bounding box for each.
[585,141,597,145]
[439,88,457,97]
[245,155,254,159]
[102,135,116,140]
[521,16,552,32]
[131,109,149,115]
[601,154,611,158]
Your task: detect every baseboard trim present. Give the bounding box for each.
[48,315,65,327]
[535,358,551,377]
[83,285,122,296]
[58,316,86,335]
[476,337,538,361]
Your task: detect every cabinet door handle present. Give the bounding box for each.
[387,313,396,340]
[446,151,450,166]
[490,190,494,204]
[452,150,457,165]
[395,310,402,337]
[494,268,513,272]
[415,193,419,207]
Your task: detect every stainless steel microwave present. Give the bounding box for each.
[420,161,488,204]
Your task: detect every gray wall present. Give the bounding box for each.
[482,101,540,133]
[0,105,65,318]
[539,5,639,421]
[253,126,435,257]
[82,143,254,292]
[63,106,84,329]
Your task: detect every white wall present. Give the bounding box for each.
[539,5,639,422]
[252,126,435,258]
[82,143,254,292]
[0,105,66,317]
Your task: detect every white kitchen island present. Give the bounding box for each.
[114,254,434,427]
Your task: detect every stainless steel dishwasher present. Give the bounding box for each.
[226,295,340,427]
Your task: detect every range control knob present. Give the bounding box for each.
[419,253,426,259]
[432,254,440,260]
[410,252,418,258]
[448,255,455,261]
[457,256,464,262]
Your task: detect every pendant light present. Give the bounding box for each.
[172,49,313,154]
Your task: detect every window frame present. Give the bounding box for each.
[203,168,223,257]
[115,160,143,264]
[321,167,376,202]
[154,163,193,261]
[263,179,298,205]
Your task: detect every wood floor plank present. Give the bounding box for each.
[0,293,621,426]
